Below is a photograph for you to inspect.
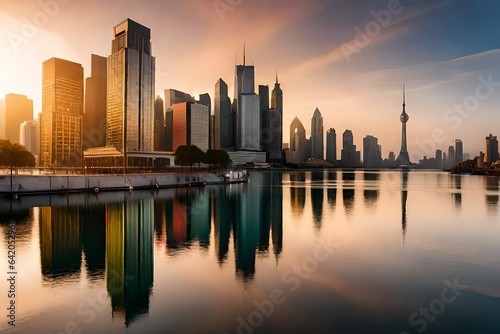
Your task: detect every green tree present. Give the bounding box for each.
[175,145,204,170]
[0,139,36,167]
[202,149,232,169]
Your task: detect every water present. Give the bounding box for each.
[0,170,499,334]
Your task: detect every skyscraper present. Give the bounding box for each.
[326,128,337,164]
[341,129,356,168]
[4,93,33,144]
[171,102,210,152]
[396,84,411,166]
[83,54,107,149]
[363,135,381,168]
[107,19,155,159]
[20,120,39,158]
[40,57,84,167]
[154,95,165,151]
[214,78,232,150]
[485,134,499,165]
[268,74,283,162]
[448,145,455,168]
[259,85,270,151]
[454,139,463,164]
[286,117,308,164]
[164,89,196,151]
[233,47,260,151]
[310,108,324,160]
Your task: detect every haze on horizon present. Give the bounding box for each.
[1,0,500,161]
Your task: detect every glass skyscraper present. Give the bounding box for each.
[107,19,155,159]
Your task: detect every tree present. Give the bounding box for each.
[174,145,204,170]
[202,149,232,169]
[0,140,36,167]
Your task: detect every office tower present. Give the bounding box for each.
[259,85,270,151]
[154,95,165,151]
[268,74,283,162]
[363,135,381,168]
[198,93,212,149]
[448,145,455,167]
[436,149,443,169]
[396,84,411,166]
[171,102,210,152]
[214,78,232,149]
[286,117,307,164]
[454,139,463,164]
[326,128,337,164]
[40,57,84,167]
[0,98,5,138]
[388,151,395,163]
[310,108,324,159]
[164,89,196,151]
[83,54,107,149]
[20,120,39,157]
[485,134,499,165]
[341,129,356,168]
[233,47,259,151]
[3,93,33,143]
[107,19,155,159]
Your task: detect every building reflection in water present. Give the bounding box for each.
[80,204,106,281]
[363,172,379,209]
[39,207,82,282]
[484,177,499,215]
[327,172,337,212]
[401,170,409,246]
[450,175,462,209]
[1,206,34,249]
[289,172,306,217]
[106,200,154,327]
[342,171,355,216]
[311,171,324,231]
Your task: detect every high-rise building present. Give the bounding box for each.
[310,108,324,160]
[164,89,196,151]
[363,135,381,168]
[0,98,5,139]
[107,19,155,158]
[436,149,443,169]
[268,74,283,162]
[40,57,84,167]
[454,139,463,164]
[448,145,455,168]
[20,120,39,158]
[326,128,336,165]
[396,84,411,166]
[214,78,232,149]
[171,102,210,152]
[485,134,499,165]
[341,129,356,168]
[198,94,212,149]
[154,95,165,151]
[233,47,260,151]
[259,85,270,151]
[286,117,308,164]
[4,93,33,144]
[83,54,107,149]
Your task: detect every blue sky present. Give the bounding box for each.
[1,0,499,159]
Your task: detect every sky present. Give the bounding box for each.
[1,0,500,161]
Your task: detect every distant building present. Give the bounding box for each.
[239,93,260,151]
[171,102,210,152]
[341,129,356,168]
[287,117,308,164]
[107,19,155,158]
[396,84,411,166]
[214,78,232,149]
[259,85,270,151]
[363,135,381,168]
[20,120,39,158]
[83,54,107,149]
[40,57,84,167]
[326,128,337,165]
[154,96,165,151]
[268,74,283,162]
[0,98,5,139]
[3,93,33,144]
[436,149,443,169]
[485,134,499,165]
[310,108,324,160]
[164,89,196,151]
[448,145,455,168]
[454,139,463,164]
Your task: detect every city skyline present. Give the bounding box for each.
[1,0,500,160]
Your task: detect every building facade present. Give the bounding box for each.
[485,134,499,165]
[4,93,33,144]
[310,108,324,160]
[214,78,232,150]
[40,57,84,167]
[20,120,39,158]
[154,95,165,151]
[171,102,210,152]
[326,128,337,165]
[363,135,381,168]
[286,117,308,164]
[84,54,107,149]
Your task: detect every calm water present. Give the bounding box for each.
[0,170,499,334]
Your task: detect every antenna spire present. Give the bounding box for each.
[243,42,246,65]
[403,82,406,107]
[276,70,279,84]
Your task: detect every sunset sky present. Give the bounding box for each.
[1,0,500,160]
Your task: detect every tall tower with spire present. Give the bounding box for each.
[396,83,410,166]
[311,107,324,160]
[268,72,283,162]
